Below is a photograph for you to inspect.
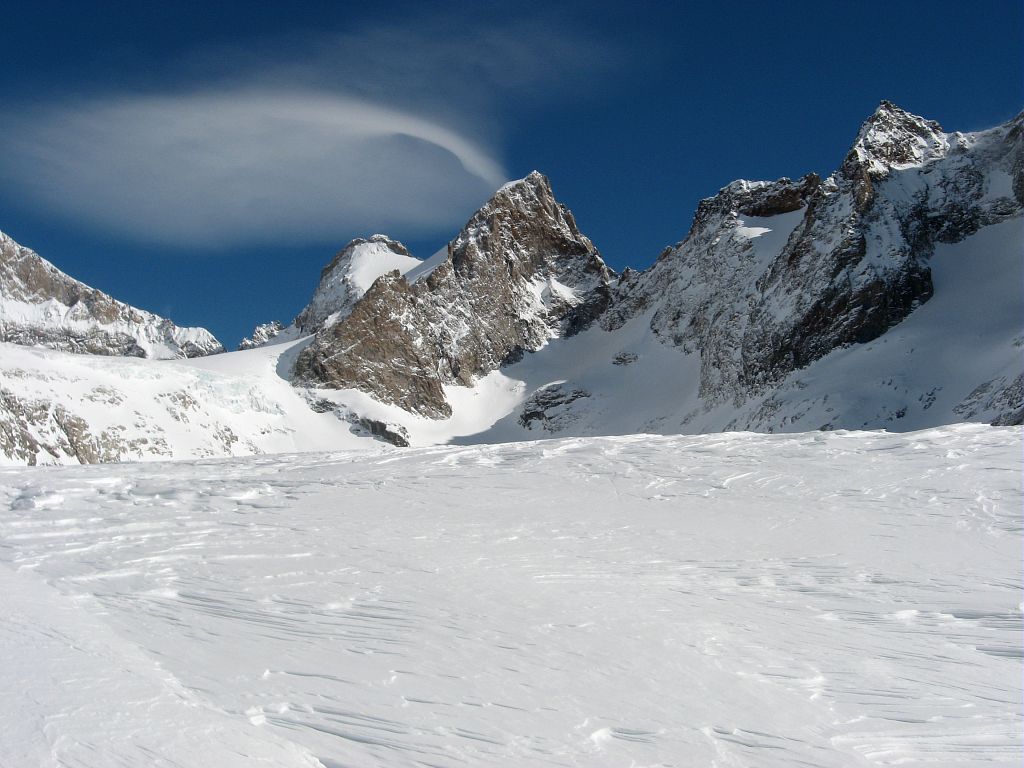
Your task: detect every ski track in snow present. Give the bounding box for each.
[0,425,1020,767]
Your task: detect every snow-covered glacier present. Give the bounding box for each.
[1,425,1019,766]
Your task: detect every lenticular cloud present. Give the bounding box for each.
[0,90,507,247]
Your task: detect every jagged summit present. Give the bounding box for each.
[496,169,548,193]
[292,171,614,417]
[842,100,949,180]
[0,229,223,359]
[442,169,609,290]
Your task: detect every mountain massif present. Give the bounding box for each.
[1,102,1021,464]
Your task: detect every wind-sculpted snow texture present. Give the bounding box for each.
[0,426,1020,766]
[293,171,614,417]
[0,230,224,358]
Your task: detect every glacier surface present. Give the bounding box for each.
[1,425,1020,766]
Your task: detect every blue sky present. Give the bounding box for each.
[1,0,1021,347]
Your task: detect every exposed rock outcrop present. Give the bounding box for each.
[293,172,614,417]
[239,321,285,350]
[295,234,422,335]
[605,101,1023,411]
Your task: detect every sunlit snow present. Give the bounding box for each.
[1,426,1020,766]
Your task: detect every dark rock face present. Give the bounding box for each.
[294,272,451,417]
[518,384,591,432]
[293,172,614,418]
[0,230,223,358]
[353,417,411,447]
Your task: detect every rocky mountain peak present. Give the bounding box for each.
[294,234,421,335]
[841,100,948,182]
[292,171,615,418]
[437,170,610,296]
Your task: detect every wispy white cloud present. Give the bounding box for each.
[1,90,505,247]
[0,13,615,248]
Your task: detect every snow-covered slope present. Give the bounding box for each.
[0,340,373,466]
[0,230,224,358]
[1,426,1019,766]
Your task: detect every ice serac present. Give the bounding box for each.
[605,102,1024,412]
[0,231,224,358]
[292,171,615,417]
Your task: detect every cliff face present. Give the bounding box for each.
[0,231,223,359]
[292,172,614,417]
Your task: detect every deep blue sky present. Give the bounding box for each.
[1,1,1021,347]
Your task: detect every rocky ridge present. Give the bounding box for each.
[290,103,1021,428]
[292,171,614,418]
[604,104,1019,408]
[1,102,1021,465]
[238,235,423,350]
[0,231,223,359]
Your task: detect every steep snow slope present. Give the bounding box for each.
[1,426,1019,766]
[0,230,223,358]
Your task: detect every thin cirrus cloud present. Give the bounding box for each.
[0,90,507,248]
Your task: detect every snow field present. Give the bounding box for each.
[0,425,1020,766]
